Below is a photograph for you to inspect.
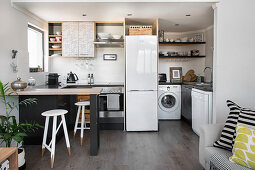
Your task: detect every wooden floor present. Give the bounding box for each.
[25,120,203,170]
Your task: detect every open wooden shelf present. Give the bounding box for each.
[159,54,206,58]
[49,35,62,37]
[49,48,62,51]
[159,42,206,46]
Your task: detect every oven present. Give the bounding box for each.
[99,87,124,130]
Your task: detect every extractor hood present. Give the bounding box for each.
[93,39,124,48]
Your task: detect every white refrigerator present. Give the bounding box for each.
[125,36,158,131]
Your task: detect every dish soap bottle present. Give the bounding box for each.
[88,74,91,85]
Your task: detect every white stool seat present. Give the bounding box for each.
[75,101,90,106]
[41,109,68,117]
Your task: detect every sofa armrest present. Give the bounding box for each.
[200,123,225,147]
[199,123,225,168]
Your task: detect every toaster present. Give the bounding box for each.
[158,73,167,82]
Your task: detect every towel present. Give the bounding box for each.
[107,94,120,110]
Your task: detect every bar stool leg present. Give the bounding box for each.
[42,116,49,157]
[61,114,71,156]
[51,116,57,169]
[74,106,81,137]
[80,106,85,146]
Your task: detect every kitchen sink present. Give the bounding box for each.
[196,83,212,86]
[61,85,92,89]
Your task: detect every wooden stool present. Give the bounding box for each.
[74,101,90,146]
[41,109,71,168]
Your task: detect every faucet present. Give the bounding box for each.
[204,67,213,83]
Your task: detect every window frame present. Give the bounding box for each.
[28,24,45,72]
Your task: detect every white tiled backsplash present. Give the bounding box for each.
[49,48,125,84]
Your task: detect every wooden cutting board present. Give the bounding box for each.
[183,69,197,82]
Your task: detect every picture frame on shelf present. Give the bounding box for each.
[170,67,182,83]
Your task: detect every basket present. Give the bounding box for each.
[129,25,152,35]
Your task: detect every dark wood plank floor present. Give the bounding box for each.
[24,120,203,170]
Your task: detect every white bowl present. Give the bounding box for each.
[98,33,112,39]
[50,38,55,42]
[112,34,122,39]
[52,45,61,48]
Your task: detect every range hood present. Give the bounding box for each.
[93,39,124,48]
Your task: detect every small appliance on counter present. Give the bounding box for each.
[67,71,79,83]
[158,73,167,82]
[47,73,60,88]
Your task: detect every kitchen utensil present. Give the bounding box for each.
[97,33,112,39]
[55,37,62,42]
[50,38,55,42]
[180,37,188,42]
[67,71,79,83]
[11,77,27,91]
[158,73,167,82]
[28,77,36,86]
[112,34,122,39]
[191,49,200,56]
[52,45,61,48]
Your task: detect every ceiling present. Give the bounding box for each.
[14,2,214,32]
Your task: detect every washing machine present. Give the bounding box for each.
[158,85,181,120]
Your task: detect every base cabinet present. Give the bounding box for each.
[181,85,192,125]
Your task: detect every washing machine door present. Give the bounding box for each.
[158,92,179,112]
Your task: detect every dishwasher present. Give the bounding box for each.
[191,88,212,136]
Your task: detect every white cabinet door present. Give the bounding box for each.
[62,22,79,57]
[78,22,94,57]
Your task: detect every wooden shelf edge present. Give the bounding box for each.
[49,41,62,44]
[159,55,206,58]
[49,35,62,37]
[159,42,206,46]
[49,48,62,51]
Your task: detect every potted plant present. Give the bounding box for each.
[0,81,42,169]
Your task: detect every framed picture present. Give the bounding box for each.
[170,67,182,83]
[103,54,117,60]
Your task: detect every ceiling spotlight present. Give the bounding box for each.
[82,14,87,16]
[127,13,133,16]
[186,14,191,17]
[175,24,180,26]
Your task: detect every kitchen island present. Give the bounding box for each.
[15,87,102,156]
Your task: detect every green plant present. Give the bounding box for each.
[0,80,42,147]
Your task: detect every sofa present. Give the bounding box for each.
[199,123,251,170]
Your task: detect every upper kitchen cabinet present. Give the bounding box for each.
[62,21,94,57]
[124,18,158,36]
[94,22,124,48]
[62,22,79,57]
[78,22,95,57]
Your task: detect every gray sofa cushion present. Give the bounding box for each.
[210,152,251,170]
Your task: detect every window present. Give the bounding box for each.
[28,25,44,72]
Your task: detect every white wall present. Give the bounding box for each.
[214,0,255,123]
[49,48,125,83]
[0,0,47,125]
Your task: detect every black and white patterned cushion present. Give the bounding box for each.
[213,100,241,150]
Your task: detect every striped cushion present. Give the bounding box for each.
[213,100,241,150]
[237,108,255,129]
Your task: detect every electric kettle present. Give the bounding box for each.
[67,71,79,83]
